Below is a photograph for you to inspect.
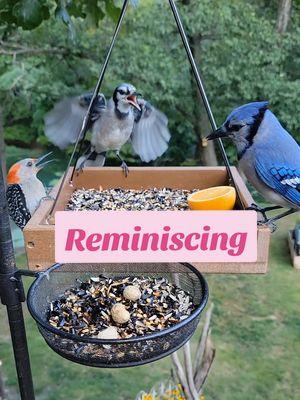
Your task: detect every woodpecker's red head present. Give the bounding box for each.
[7,152,53,185]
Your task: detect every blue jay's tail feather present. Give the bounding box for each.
[76,153,106,169]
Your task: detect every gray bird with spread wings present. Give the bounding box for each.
[44,83,171,176]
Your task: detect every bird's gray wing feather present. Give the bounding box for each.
[44,97,87,149]
[44,94,106,150]
[131,101,170,162]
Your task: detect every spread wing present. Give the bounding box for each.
[255,159,300,206]
[44,93,106,150]
[6,184,31,230]
[131,100,171,162]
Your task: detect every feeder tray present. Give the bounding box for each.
[27,262,208,368]
[23,166,271,274]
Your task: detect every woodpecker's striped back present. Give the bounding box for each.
[6,184,31,229]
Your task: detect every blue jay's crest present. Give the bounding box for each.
[225,101,269,129]
[114,83,136,96]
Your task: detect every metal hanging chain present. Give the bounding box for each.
[168,0,244,209]
[48,0,130,219]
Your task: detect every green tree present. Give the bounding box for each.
[1,0,300,167]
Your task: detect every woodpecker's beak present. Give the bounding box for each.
[206,126,229,140]
[126,92,141,111]
[35,152,54,170]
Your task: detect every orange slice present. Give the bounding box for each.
[188,186,236,210]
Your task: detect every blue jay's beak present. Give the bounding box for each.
[35,152,54,170]
[206,126,229,140]
[126,93,141,111]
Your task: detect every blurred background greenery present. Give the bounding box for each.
[0,1,300,399]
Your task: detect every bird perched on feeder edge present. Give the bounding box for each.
[6,153,53,229]
[44,83,171,176]
[206,101,300,231]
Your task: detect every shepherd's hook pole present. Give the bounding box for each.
[0,162,35,399]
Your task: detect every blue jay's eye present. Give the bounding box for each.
[230,124,243,132]
[118,89,125,95]
[27,161,33,167]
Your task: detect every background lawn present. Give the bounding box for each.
[0,214,299,400]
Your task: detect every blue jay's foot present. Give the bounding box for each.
[246,203,268,222]
[258,219,277,233]
[75,155,88,173]
[246,203,283,223]
[115,151,129,178]
[76,161,85,175]
[121,161,129,178]
[258,208,298,233]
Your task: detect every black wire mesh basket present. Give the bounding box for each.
[27,263,208,368]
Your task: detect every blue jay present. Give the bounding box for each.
[206,101,300,229]
[44,83,171,176]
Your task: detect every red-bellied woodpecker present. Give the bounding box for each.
[6,152,53,229]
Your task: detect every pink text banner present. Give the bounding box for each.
[55,211,257,263]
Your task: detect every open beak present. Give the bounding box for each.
[35,151,54,170]
[126,92,141,111]
[206,126,229,140]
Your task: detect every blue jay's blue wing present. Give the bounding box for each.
[252,110,300,207]
[255,159,300,206]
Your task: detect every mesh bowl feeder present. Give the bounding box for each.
[27,262,208,368]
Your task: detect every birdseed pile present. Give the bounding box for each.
[48,275,195,339]
[66,187,198,211]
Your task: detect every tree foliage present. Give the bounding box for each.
[0,1,138,32]
[1,0,300,166]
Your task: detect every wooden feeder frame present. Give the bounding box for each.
[24,166,270,273]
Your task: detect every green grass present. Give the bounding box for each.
[1,214,300,399]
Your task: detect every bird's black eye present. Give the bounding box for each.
[27,161,33,167]
[118,89,125,95]
[230,124,243,132]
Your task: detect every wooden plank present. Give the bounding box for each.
[23,166,270,273]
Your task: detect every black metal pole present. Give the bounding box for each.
[0,162,35,399]
[168,0,244,208]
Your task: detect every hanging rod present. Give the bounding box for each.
[47,0,130,220]
[168,0,244,209]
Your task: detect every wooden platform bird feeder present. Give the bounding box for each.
[23,166,271,273]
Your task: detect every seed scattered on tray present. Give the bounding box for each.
[66,187,198,211]
[48,276,195,339]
